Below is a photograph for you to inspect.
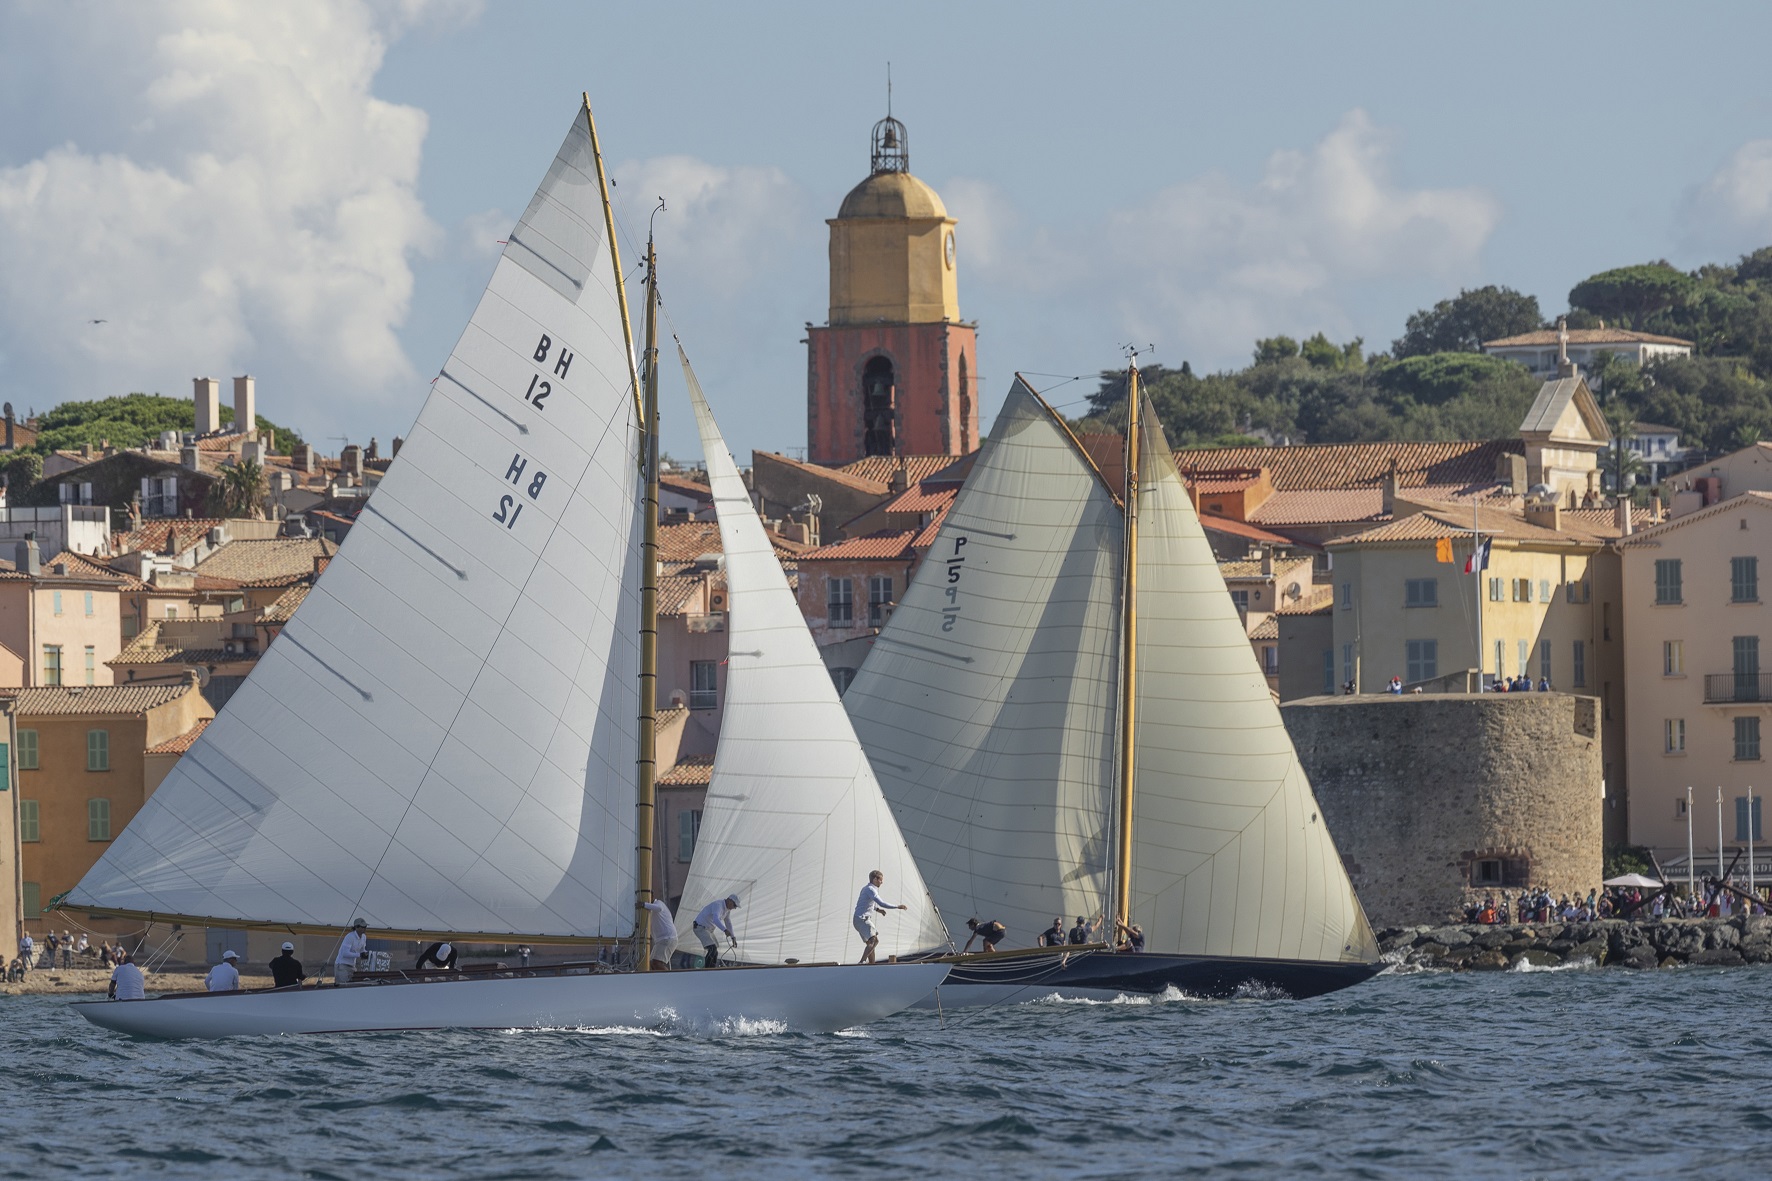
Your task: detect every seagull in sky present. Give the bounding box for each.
[88,318,107,324]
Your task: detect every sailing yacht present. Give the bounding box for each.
[65,98,945,1038]
[844,368,1382,1004]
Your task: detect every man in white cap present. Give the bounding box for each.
[692,894,740,967]
[107,949,145,1000]
[269,941,304,988]
[334,918,369,984]
[205,949,242,992]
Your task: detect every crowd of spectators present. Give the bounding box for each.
[10,930,132,980]
[1458,881,1770,925]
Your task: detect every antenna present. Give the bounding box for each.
[886,62,892,118]
[1120,342,1156,362]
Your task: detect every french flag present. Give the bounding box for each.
[1464,538,1491,574]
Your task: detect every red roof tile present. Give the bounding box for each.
[835,455,964,486]
[658,754,714,786]
[146,718,211,754]
[800,529,921,561]
[1175,439,1523,492]
[1199,514,1311,548]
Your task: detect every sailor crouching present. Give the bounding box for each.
[692,894,740,967]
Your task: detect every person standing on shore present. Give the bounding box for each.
[108,950,144,1000]
[334,918,369,984]
[852,870,909,965]
[18,931,32,974]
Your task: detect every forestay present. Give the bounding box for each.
[845,380,1121,947]
[671,348,949,963]
[1127,396,1377,962]
[67,107,644,940]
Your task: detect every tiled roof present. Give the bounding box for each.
[656,573,709,617]
[836,455,964,486]
[0,550,140,585]
[1175,439,1522,492]
[107,622,233,667]
[1199,514,1312,548]
[260,583,311,623]
[658,754,715,786]
[190,538,336,588]
[146,717,211,755]
[1620,490,1772,544]
[656,522,723,566]
[1193,475,1264,495]
[877,485,958,515]
[195,432,251,452]
[800,529,920,561]
[1249,616,1279,641]
[1278,586,1335,616]
[653,705,687,734]
[756,452,888,495]
[1248,489,1386,526]
[1217,560,1269,580]
[1484,328,1692,348]
[7,681,195,717]
[114,519,231,557]
[658,472,712,501]
[1329,504,1624,547]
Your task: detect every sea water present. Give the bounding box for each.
[2,966,1768,1179]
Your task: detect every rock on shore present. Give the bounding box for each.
[1378,915,1772,972]
[1,968,210,996]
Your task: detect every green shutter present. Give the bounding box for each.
[19,800,39,842]
[17,729,37,770]
[87,729,109,771]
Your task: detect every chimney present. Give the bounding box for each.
[890,458,908,494]
[181,444,201,471]
[13,538,39,576]
[342,444,363,479]
[3,402,12,451]
[1617,497,1633,536]
[1555,317,1576,379]
[1260,547,1275,576]
[392,435,404,457]
[1382,461,1399,517]
[293,444,315,474]
[242,440,263,466]
[79,442,92,459]
[366,437,379,461]
[1525,500,1562,532]
[261,429,275,455]
[194,377,221,434]
[233,375,256,438]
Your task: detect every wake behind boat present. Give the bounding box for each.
[61,96,944,1039]
[848,364,1382,1006]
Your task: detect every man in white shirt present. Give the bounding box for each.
[205,949,242,992]
[853,870,909,964]
[108,950,145,1000]
[334,918,369,984]
[692,894,740,967]
[641,899,677,971]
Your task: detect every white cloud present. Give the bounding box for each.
[0,0,444,432]
[1681,138,1772,257]
[616,156,811,297]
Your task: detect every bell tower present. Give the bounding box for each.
[807,114,979,465]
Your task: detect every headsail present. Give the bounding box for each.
[65,105,643,941]
[1128,394,1377,962]
[672,347,949,963]
[845,379,1122,945]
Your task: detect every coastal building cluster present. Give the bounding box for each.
[1,113,1763,967]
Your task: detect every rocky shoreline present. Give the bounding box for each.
[1379,915,1772,971]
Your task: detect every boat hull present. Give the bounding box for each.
[923,951,1380,1008]
[71,962,949,1039]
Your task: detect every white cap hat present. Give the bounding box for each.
[222,950,239,960]
[725,894,740,908]
[280,941,295,952]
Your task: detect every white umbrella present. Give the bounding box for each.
[1603,873,1663,888]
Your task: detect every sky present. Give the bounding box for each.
[2,0,1771,463]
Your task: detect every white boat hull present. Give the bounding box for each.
[70,962,948,1039]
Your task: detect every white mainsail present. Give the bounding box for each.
[67,108,643,940]
[843,380,1122,946]
[1129,396,1376,962]
[671,347,950,963]
[850,377,1375,964]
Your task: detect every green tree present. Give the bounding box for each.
[1568,263,1697,327]
[1252,336,1299,365]
[209,459,266,518]
[4,452,42,493]
[1391,286,1542,357]
[30,393,304,455]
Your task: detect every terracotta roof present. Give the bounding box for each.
[1193,475,1264,495]
[658,754,714,787]
[656,573,709,617]
[190,538,336,588]
[1278,586,1335,616]
[756,452,888,496]
[653,705,687,734]
[1249,616,1279,641]
[146,717,211,755]
[0,550,139,585]
[1175,439,1522,492]
[835,456,964,486]
[7,681,195,717]
[195,432,251,452]
[800,529,920,561]
[1248,489,1385,526]
[1217,560,1270,580]
[656,522,723,566]
[1484,328,1692,349]
[1198,514,1312,548]
[114,519,230,558]
[658,473,712,501]
[877,485,959,515]
[1328,504,1626,547]
[107,622,234,668]
[260,583,311,623]
[1620,490,1772,544]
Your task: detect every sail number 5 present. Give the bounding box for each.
[942,536,967,631]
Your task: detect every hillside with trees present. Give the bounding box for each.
[1080,246,1772,462]
[23,392,304,456]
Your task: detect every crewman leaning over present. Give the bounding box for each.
[335,918,370,984]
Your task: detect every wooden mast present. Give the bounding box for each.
[1114,360,1142,934]
[581,93,656,970]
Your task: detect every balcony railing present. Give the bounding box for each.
[1704,673,1772,704]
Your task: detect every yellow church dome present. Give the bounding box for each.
[837,170,948,220]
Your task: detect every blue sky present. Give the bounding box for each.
[3,0,1770,461]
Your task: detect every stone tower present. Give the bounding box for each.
[806,114,979,465]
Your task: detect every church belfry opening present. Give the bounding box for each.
[806,110,980,466]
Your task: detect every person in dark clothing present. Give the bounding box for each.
[415,941,458,970]
[1114,920,1146,953]
[1068,916,1089,944]
[1038,918,1067,948]
[962,918,1007,953]
[269,941,305,989]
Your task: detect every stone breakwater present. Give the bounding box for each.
[1378,916,1772,971]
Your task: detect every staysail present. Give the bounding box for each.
[844,379,1122,945]
[66,105,643,941]
[1128,394,1377,962]
[671,347,950,963]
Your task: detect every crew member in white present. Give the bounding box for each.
[108,950,145,1000]
[641,899,677,971]
[334,917,369,984]
[205,949,242,992]
[692,894,740,967]
[853,870,908,965]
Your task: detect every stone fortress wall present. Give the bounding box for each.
[1280,694,1603,927]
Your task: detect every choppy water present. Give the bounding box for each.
[3,966,1769,1179]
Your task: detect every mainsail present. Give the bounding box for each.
[671,347,950,963]
[849,376,1376,964]
[66,106,643,941]
[842,381,1122,945]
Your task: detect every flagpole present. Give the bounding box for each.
[1750,784,1757,902]
[1718,786,1726,884]
[1687,785,1695,901]
[1473,499,1484,689]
